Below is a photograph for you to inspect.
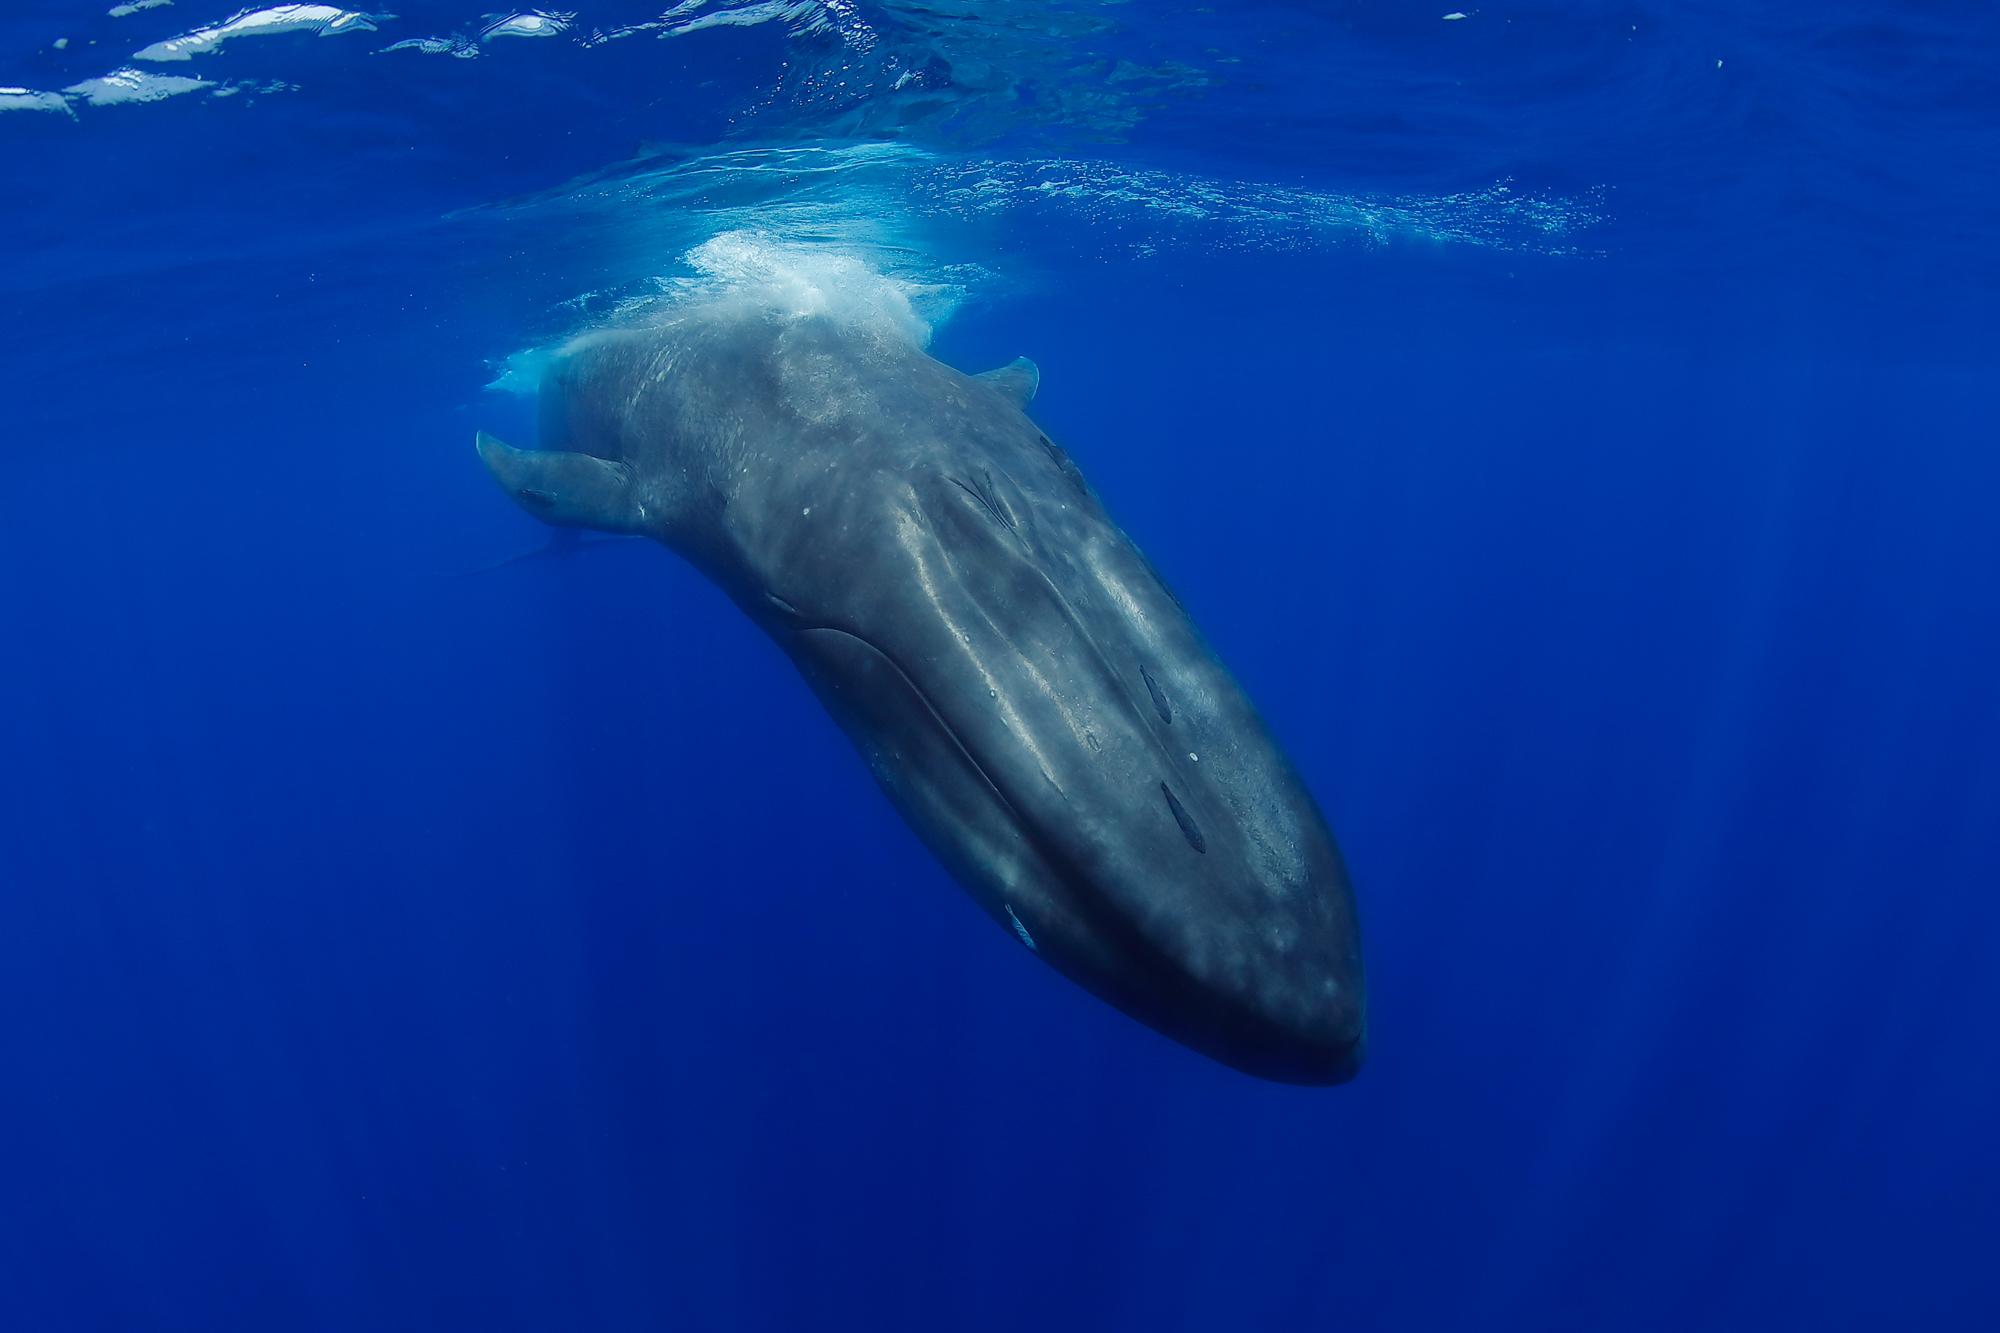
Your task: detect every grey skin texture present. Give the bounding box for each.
[478,304,1365,1084]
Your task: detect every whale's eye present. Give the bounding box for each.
[517,487,558,509]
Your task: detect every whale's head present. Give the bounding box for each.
[777,468,1370,1085]
[702,336,1368,1084]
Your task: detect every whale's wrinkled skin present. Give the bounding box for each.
[478,304,1365,1083]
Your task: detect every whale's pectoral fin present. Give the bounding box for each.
[975,357,1040,409]
[476,431,646,534]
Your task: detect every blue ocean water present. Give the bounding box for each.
[2,2,1996,1329]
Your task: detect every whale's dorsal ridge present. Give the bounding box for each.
[975,356,1040,409]
[475,430,647,535]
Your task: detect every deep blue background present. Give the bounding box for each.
[3,4,1997,1330]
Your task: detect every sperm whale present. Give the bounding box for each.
[477,297,1365,1083]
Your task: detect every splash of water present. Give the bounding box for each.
[487,226,961,393]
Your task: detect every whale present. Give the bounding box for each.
[477,298,1366,1084]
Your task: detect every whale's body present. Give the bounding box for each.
[479,303,1365,1083]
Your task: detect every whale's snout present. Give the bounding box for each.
[996,697,1369,1086]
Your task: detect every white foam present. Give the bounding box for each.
[484,229,961,394]
[661,1,822,39]
[671,230,940,346]
[63,67,214,105]
[481,11,575,42]
[0,87,75,116]
[379,35,480,58]
[486,346,558,396]
[109,0,174,15]
[913,157,1604,253]
[134,5,382,62]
